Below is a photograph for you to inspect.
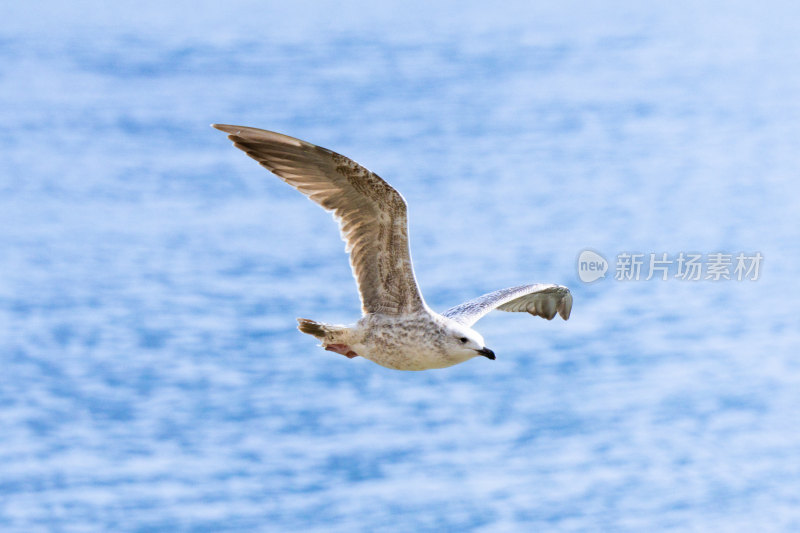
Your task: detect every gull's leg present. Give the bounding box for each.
[325,344,359,358]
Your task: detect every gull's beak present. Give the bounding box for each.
[476,347,496,360]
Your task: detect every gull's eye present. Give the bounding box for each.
[459,337,468,344]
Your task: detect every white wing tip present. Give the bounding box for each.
[558,289,573,320]
[534,286,572,321]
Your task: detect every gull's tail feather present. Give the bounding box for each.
[297,318,327,339]
[297,318,350,341]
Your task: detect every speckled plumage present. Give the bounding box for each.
[213,124,572,370]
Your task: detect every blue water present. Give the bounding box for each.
[2,2,799,531]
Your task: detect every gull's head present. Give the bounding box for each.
[442,320,495,361]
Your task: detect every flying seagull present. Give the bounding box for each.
[213,124,572,371]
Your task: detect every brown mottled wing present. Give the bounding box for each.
[213,124,425,315]
[442,284,572,326]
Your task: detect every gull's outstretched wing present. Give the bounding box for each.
[442,284,572,327]
[213,124,425,315]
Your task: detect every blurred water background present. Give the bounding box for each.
[2,1,799,531]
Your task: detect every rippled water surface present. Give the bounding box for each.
[2,2,799,531]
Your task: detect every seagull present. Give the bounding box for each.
[213,124,572,371]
